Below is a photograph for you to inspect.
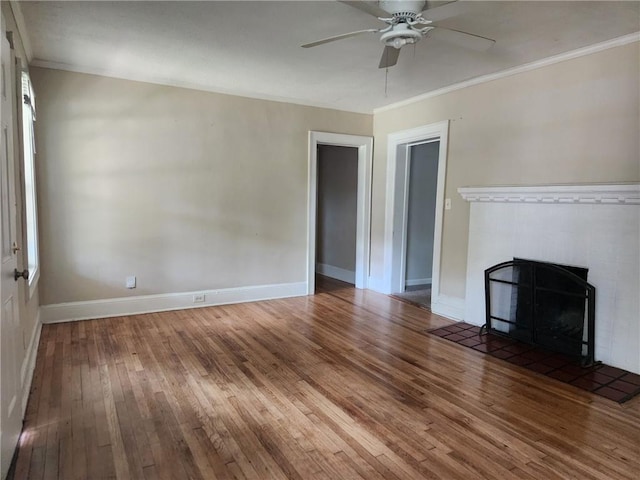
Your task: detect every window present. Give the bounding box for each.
[21,71,39,294]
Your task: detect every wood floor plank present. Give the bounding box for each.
[99,363,132,479]
[9,276,640,479]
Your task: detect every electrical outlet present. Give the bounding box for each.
[193,294,205,303]
[126,276,136,289]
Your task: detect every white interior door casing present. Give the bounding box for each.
[307,132,373,294]
[0,15,24,478]
[383,121,449,299]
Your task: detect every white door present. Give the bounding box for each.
[0,17,24,478]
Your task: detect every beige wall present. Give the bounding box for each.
[31,67,372,305]
[28,41,640,310]
[372,42,640,299]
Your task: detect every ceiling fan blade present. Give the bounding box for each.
[340,1,390,18]
[379,46,400,68]
[301,29,379,48]
[428,26,496,51]
[421,0,473,23]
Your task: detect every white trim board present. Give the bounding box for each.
[405,278,432,287]
[316,263,355,284]
[458,183,640,205]
[40,282,307,324]
[307,131,373,294]
[374,33,640,114]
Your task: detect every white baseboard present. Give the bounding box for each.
[316,263,355,284]
[40,281,308,324]
[430,294,465,322]
[21,309,42,415]
[405,277,432,287]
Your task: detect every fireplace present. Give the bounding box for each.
[484,259,596,365]
[459,183,639,374]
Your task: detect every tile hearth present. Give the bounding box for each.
[428,322,640,403]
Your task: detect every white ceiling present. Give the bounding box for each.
[17,1,640,113]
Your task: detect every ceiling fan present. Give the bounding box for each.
[302,0,496,68]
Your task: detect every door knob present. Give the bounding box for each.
[11,242,20,254]
[14,268,29,281]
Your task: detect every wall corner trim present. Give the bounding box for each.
[40,282,308,324]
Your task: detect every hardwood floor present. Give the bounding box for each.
[10,276,640,479]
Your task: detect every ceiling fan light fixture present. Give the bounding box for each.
[380,24,422,48]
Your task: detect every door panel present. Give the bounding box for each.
[0,17,23,478]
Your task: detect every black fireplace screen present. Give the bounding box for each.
[485,259,596,366]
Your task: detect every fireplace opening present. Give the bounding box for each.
[485,259,596,366]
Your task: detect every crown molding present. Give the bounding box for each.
[374,32,640,114]
[29,60,373,116]
[458,184,640,205]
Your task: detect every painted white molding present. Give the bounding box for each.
[316,263,356,284]
[430,294,465,322]
[458,183,640,205]
[20,310,41,415]
[40,282,307,324]
[405,278,432,287]
[382,121,449,297]
[308,131,373,294]
[375,33,640,114]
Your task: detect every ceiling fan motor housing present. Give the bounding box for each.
[379,0,426,16]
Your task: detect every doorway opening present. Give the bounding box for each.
[392,140,440,309]
[307,132,373,294]
[383,121,449,311]
[316,145,358,285]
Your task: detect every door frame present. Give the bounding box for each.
[307,132,373,294]
[383,121,449,299]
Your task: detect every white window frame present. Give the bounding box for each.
[20,70,39,297]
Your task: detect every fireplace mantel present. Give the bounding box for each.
[458,183,640,205]
[458,182,640,374]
